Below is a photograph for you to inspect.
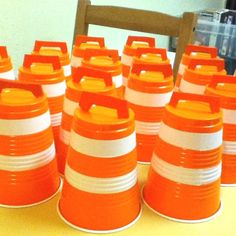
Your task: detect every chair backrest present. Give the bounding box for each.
[73,0,197,79]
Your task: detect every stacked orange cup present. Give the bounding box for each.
[18,54,66,161]
[0,46,15,80]
[206,75,236,186]
[58,92,141,233]
[121,36,155,88]
[0,79,60,207]
[179,58,226,95]
[175,44,218,90]
[143,92,223,222]
[57,67,117,174]
[33,40,71,80]
[125,63,174,164]
[71,35,105,76]
[82,48,123,97]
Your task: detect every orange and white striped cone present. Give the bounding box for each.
[125,63,174,164]
[57,67,117,174]
[179,58,226,95]
[33,40,71,80]
[18,54,66,163]
[58,92,141,233]
[206,75,236,186]
[71,35,105,76]
[0,79,60,207]
[82,48,123,97]
[0,46,15,80]
[143,92,223,222]
[175,44,218,90]
[121,36,155,88]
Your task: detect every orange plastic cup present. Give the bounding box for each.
[0,79,60,207]
[179,58,226,95]
[143,92,223,222]
[57,66,117,174]
[121,36,155,87]
[33,40,71,80]
[175,44,218,90]
[18,54,66,160]
[206,75,236,185]
[71,35,105,76]
[58,92,141,233]
[125,63,174,164]
[82,48,123,97]
[0,46,15,80]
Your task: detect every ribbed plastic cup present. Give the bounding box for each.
[175,44,218,90]
[33,40,71,80]
[125,63,174,164]
[71,35,105,76]
[0,46,15,80]
[206,75,236,186]
[0,79,60,207]
[179,58,226,95]
[58,92,141,233]
[57,67,117,174]
[143,92,223,222]
[82,48,123,97]
[121,36,155,88]
[18,54,66,162]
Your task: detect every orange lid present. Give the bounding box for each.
[72,35,105,57]
[128,63,173,93]
[123,36,155,56]
[181,44,218,65]
[82,49,121,76]
[183,58,226,85]
[206,75,236,109]
[0,46,13,72]
[72,92,134,139]
[164,92,222,133]
[66,67,116,99]
[0,79,48,119]
[133,47,169,65]
[33,40,70,66]
[19,54,64,84]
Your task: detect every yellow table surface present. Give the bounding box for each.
[1,164,236,236]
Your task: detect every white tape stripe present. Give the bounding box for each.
[125,88,173,107]
[151,154,221,186]
[0,111,51,136]
[65,164,138,194]
[70,130,136,157]
[0,69,15,80]
[135,120,161,135]
[112,74,123,88]
[59,128,70,145]
[50,112,62,127]
[122,76,128,87]
[177,63,186,76]
[63,97,78,116]
[179,79,206,95]
[223,141,236,155]
[42,81,66,97]
[0,143,56,171]
[63,64,72,77]
[71,55,83,67]
[222,108,236,124]
[159,122,223,151]
[121,54,133,66]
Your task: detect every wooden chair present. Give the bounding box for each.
[73,0,197,78]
